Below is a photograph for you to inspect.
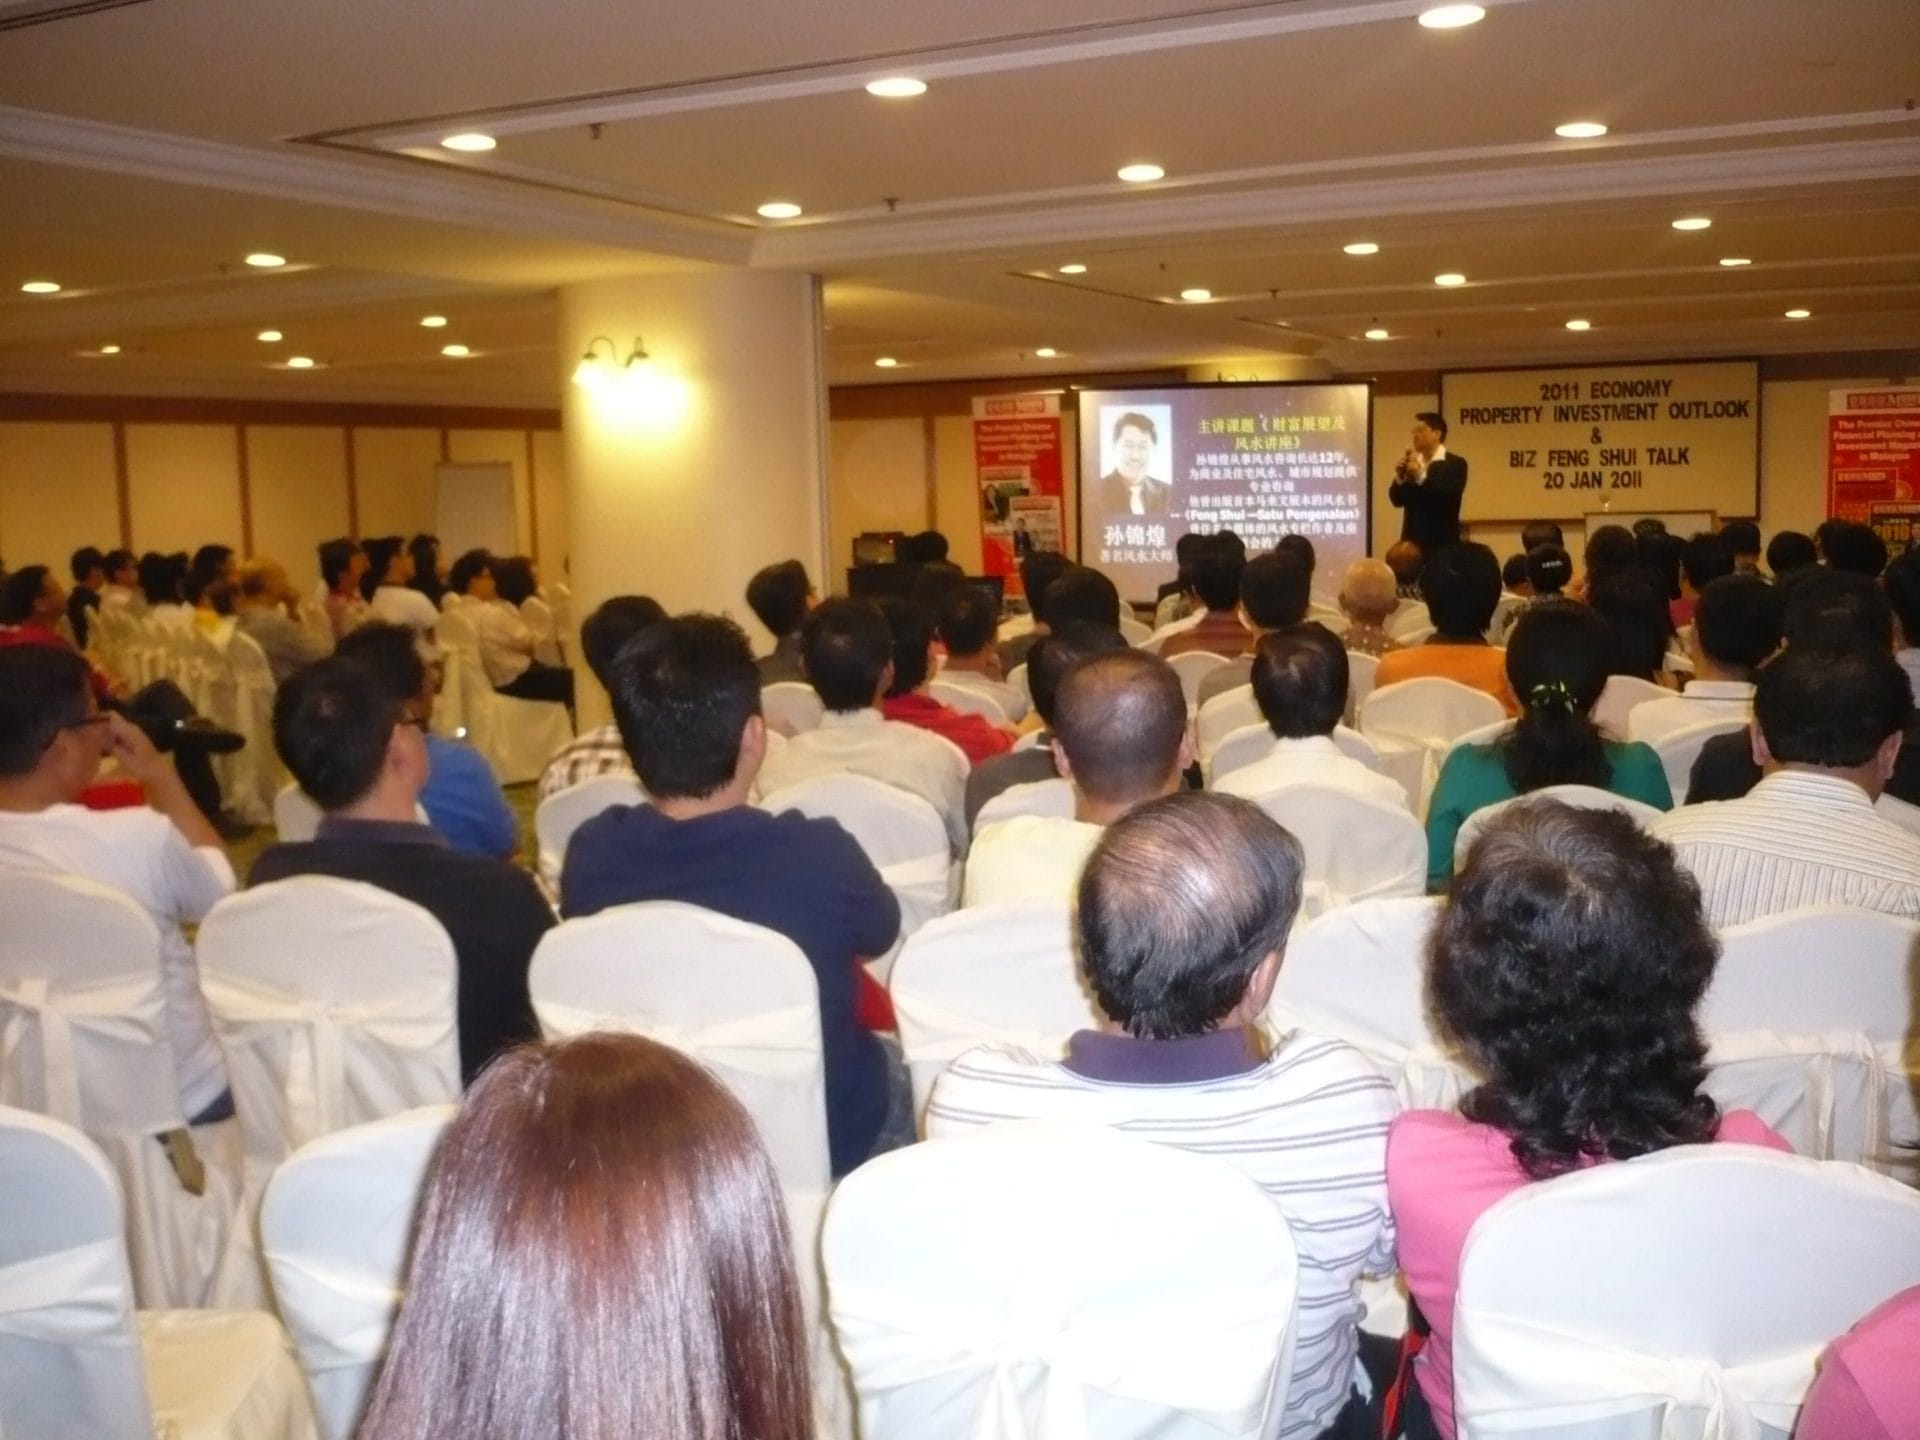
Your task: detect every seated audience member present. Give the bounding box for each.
[140,550,192,629]
[1817,517,1890,577]
[963,624,1129,829]
[896,528,949,565]
[316,537,367,639]
[493,555,562,666]
[1764,528,1818,578]
[997,549,1073,671]
[0,646,234,1123]
[963,649,1188,905]
[1151,531,1204,629]
[1524,542,1571,600]
[1337,558,1406,660]
[1672,530,1735,630]
[1574,523,1638,600]
[99,548,141,617]
[445,548,575,706]
[1795,1285,1920,1440]
[931,792,1397,1440]
[537,595,667,800]
[1216,624,1406,809]
[1500,552,1531,598]
[358,1033,814,1440]
[185,544,236,626]
[1720,518,1763,575]
[745,558,815,684]
[1589,566,1682,688]
[1373,543,1515,712]
[1159,535,1252,659]
[1389,801,1789,1440]
[1003,560,1121,677]
[877,598,1013,767]
[905,558,968,613]
[362,535,438,634]
[1385,539,1424,600]
[1520,519,1564,551]
[406,534,445,609]
[1626,574,1781,746]
[67,546,106,650]
[233,558,330,681]
[560,615,899,1176]
[1274,531,1316,576]
[1195,552,1313,708]
[334,623,516,860]
[1426,604,1671,889]
[1884,548,1920,703]
[1652,645,1920,925]
[253,656,548,1083]
[932,582,1027,722]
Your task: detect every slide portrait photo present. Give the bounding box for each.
[1099,405,1174,517]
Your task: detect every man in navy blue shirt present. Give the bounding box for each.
[561,612,901,1176]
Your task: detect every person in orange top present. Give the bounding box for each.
[1372,542,1517,715]
[877,597,1015,767]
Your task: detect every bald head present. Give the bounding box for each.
[236,557,293,606]
[1052,650,1188,809]
[1339,558,1398,623]
[1384,542,1423,585]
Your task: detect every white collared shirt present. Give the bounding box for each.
[1213,734,1410,810]
[934,665,1029,723]
[756,708,970,849]
[1625,679,1755,747]
[961,814,1103,907]
[1651,769,1920,927]
[460,597,535,688]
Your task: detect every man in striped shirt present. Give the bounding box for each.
[927,791,1397,1440]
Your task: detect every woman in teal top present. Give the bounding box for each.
[1427,602,1672,888]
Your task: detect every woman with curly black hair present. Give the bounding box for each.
[1384,801,1790,1440]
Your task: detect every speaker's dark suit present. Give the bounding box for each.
[1389,452,1468,554]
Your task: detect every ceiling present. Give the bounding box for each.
[0,0,1916,405]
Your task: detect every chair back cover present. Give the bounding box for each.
[825,1120,1301,1440]
[261,1106,454,1440]
[1118,614,1152,646]
[1164,650,1234,709]
[529,901,830,1191]
[197,878,461,1170]
[1454,785,1667,864]
[273,782,323,843]
[434,605,572,784]
[929,679,1010,724]
[1590,673,1673,740]
[1703,904,1920,1172]
[1345,651,1380,724]
[761,772,953,941]
[889,901,1097,1120]
[1234,782,1426,905]
[534,774,648,891]
[220,628,280,824]
[1265,896,1465,1109]
[1453,1147,1920,1440]
[0,1104,155,1438]
[1195,685,1260,759]
[1651,716,1748,805]
[1385,601,1431,641]
[1205,722,1276,786]
[973,778,1076,836]
[763,681,827,734]
[1360,676,1507,750]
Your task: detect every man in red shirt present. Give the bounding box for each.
[877,598,1015,767]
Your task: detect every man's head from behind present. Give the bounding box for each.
[608,614,763,802]
[70,547,106,589]
[1077,792,1304,1040]
[877,598,936,698]
[1766,530,1818,578]
[1026,624,1129,730]
[1187,535,1246,612]
[935,583,999,661]
[1421,542,1502,638]
[3,565,58,626]
[1338,558,1398,624]
[1753,645,1908,789]
[1251,623,1349,739]
[1783,569,1893,654]
[333,622,431,711]
[1521,520,1565,552]
[273,657,423,813]
[1019,550,1072,622]
[1817,519,1889,577]
[1692,574,1783,676]
[1040,565,1121,632]
[0,646,102,798]
[1051,650,1189,813]
[745,560,813,641]
[580,596,668,692]
[1238,553,1310,632]
[800,598,892,712]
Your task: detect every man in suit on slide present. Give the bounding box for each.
[1389,411,1468,555]
[1099,410,1172,517]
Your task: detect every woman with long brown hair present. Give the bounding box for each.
[359,1033,815,1440]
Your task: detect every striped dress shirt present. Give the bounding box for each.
[927,1027,1398,1440]
[1651,769,1920,927]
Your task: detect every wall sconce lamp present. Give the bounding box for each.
[572,335,650,389]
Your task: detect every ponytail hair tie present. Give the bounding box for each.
[1527,680,1577,713]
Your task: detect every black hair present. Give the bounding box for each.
[1173,533,1205,562]
[1214,529,1247,563]
[1583,525,1639,587]
[1496,603,1611,793]
[1883,550,1920,648]
[1018,551,1072,621]
[1273,534,1315,573]
[1525,544,1571,595]
[1589,567,1674,680]
[407,535,444,605]
[69,547,106,585]
[1026,624,1129,728]
[1250,623,1348,739]
[1188,535,1247,612]
[1692,574,1783,674]
[1052,650,1187,805]
[1502,553,1530,590]
[745,560,812,639]
[1110,411,1158,445]
[906,560,968,613]
[1434,799,1722,1180]
[1680,531,1735,592]
[1041,566,1121,631]
[1754,646,1910,769]
[580,596,668,690]
[333,622,430,706]
[1421,542,1502,637]
[190,544,233,593]
[138,551,182,606]
[447,548,492,597]
[1720,519,1761,558]
[1237,553,1310,631]
[1820,520,1890,578]
[607,614,761,800]
[3,565,50,624]
[272,657,406,811]
[1782,568,1894,653]
[1765,530,1818,577]
[0,645,91,776]
[1078,793,1303,1040]
[318,538,359,592]
[935,584,998,658]
[1637,531,1686,601]
[877,598,935,697]
[1632,517,1668,541]
[1414,411,1449,440]
[1521,520,1564,551]
[492,556,538,607]
[800,598,892,712]
[895,530,950,565]
[103,548,134,578]
[360,536,406,600]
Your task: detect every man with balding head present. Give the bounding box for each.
[961,648,1190,905]
[1338,558,1405,659]
[233,557,331,681]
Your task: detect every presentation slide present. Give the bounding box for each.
[1075,384,1371,605]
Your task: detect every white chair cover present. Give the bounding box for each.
[1361,677,1507,751]
[825,1120,1301,1440]
[0,873,245,1311]
[1195,685,1260,760]
[219,628,281,825]
[1233,782,1426,907]
[273,782,323,843]
[435,605,573,784]
[1118,614,1153,646]
[533,774,648,892]
[930,679,1010,724]
[1652,716,1749,804]
[1307,603,1350,637]
[1590,673,1673,740]
[1453,1147,1920,1440]
[1263,896,1468,1110]
[763,681,826,735]
[1345,650,1380,726]
[760,773,955,947]
[973,777,1076,836]
[1008,663,1031,703]
[1165,650,1234,710]
[1386,601,1431,641]
[889,901,1096,1122]
[0,1105,317,1440]
[1435,717,1515,778]
[197,878,461,1175]
[1206,722,1274,786]
[1454,785,1667,864]
[1703,904,1920,1173]
[261,1106,453,1440]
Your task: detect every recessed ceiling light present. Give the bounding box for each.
[20,281,60,294]
[1035,347,1059,358]
[1718,257,1752,268]
[245,253,287,268]
[874,356,898,368]
[1179,288,1212,302]
[285,356,316,369]
[1418,4,1485,28]
[1057,263,1088,275]
[1117,163,1165,184]
[1565,318,1592,331]
[441,343,472,357]
[1344,242,1380,256]
[420,314,448,327]
[1554,121,1608,139]
[98,344,121,355]
[865,77,927,98]
[756,201,803,219]
[1365,328,1391,341]
[256,330,283,343]
[441,132,497,153]
[1671,216,1712,231]
[1434,272,1467,287]
[1784,308,1812,320]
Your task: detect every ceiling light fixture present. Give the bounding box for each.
[420,314,448,327]
[1718,257,1752,268]
[1565,318,1592,331]
[285,356,317,369]
[20,281,60,294]
[1344,242,1380,256]
[1554,121,1608,139]
[572,335,653,389]
[1671,216,1712,231]
[1057,263,1088,275]
[441,132,497,152]
[1434,272,1467,287]
[1116,163,1165,183]
[441,343,472,358]
[1365,328,1390,341]
[1035,347,1059,358]
[1418,4,1485,29]
[1784,308,1811,320]
[865,77,927,98]
[874,357,899,368]
[98,344,121,355]
[245,253,287,268]
[756,201,803,219]
[1179,288,1212,302]
[256,330,283,342]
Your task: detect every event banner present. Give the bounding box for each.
[1074,383,1369,603]
[1441,360,1759,522]
[973,393,1063,595]
[1827,386,1920,523]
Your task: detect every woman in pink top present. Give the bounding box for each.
[1385,800,1790,1440]
[1796,1284,1920,1440]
